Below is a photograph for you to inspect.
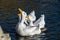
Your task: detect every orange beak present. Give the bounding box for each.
[17,8,23,16]
[26,16,29,19]
[17,13,21,16]
[18,8,23,13]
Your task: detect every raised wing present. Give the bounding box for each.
[34,14,45,28]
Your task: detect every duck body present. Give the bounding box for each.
[17,23,41,36]
[16,22,40,36]
[16,23,26,36]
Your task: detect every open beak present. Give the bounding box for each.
[26,16,29,19]
[17,8,23,16]
[17,14,21,16]
[18,8,23,13]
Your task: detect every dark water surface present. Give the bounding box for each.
[0,0,60,40]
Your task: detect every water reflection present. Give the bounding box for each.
[16,33,46,40]
[17,36,41,40]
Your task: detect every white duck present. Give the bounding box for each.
[16,8,39,36]
[27,10,36,26]
[16,8,27,36]
[27,11,45,29]
[25,14,45,35]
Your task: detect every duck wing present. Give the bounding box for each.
[24,26,37,33]
[34,14,45,28]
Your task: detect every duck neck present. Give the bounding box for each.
[20,13,25,24]
[29,21,34,26]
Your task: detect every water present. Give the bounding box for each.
[0,0,60,40]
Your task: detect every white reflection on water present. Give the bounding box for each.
[18,36,41,40]
[15,29,46,40]
[17,34,42,40]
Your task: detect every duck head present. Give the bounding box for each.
[18,8,28,25]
